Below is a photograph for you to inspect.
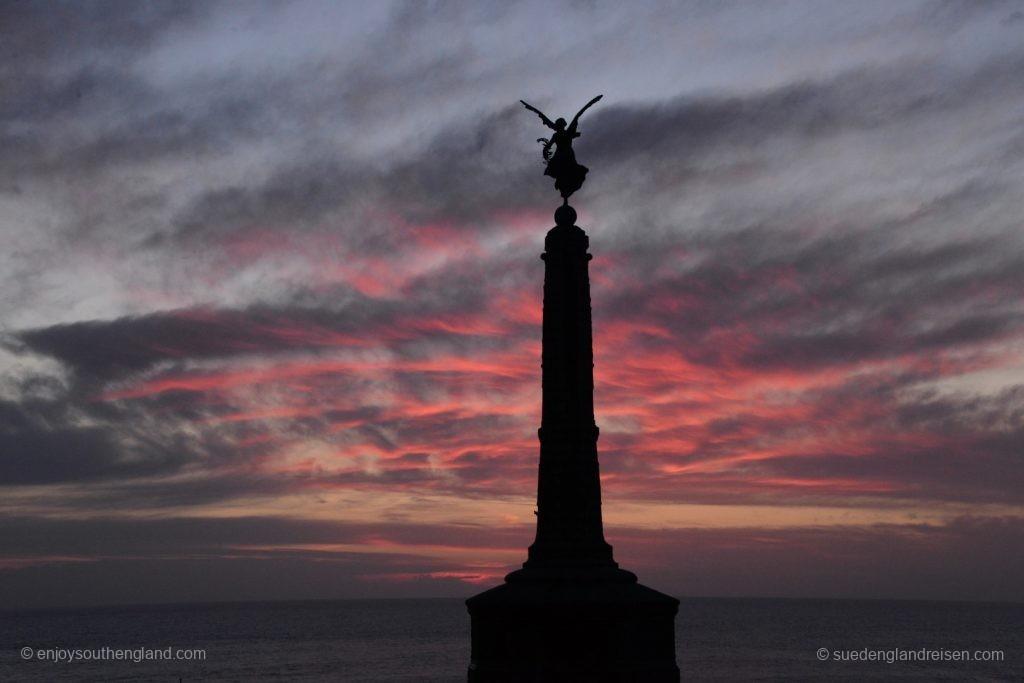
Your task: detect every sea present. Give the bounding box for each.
[2,597,1020,681]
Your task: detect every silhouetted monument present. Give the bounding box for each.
[465,98,679,681]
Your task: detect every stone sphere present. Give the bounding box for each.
[554,204,577,227]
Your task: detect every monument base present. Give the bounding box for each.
[466,567,679,682]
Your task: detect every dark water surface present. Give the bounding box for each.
[2,597,1020,681]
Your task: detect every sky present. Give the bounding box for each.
[1,0,1023,609]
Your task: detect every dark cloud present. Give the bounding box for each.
[584,54,1024,174]
[0,1,217,183]
[0,0,208,58]
[122,45,1024,271]
[0,426,180,485]
[596,193,1024,375]
[612,516,1024,602]
[0,515,504,557]
[161,103,544,246]
[9,305,382,380]
[6,292,504,384]
[1003,10,1024,26]
[2,515,1022,608]
[0,387,255,487]
[763,387,1024,504]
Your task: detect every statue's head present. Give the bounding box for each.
[554,118,566,130]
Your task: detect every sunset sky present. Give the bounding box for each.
[2,0,1023,609]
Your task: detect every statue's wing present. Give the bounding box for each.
[569,94,603,132]
[520,100,556,129]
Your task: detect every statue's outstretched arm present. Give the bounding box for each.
[568,94,603,133]
[521,100,556,130]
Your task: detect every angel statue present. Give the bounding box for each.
[520,95,603,201]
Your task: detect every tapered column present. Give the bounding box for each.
[466,204,679,683]
[526,204,615,568]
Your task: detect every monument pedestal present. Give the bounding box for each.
[466,205,679,681]
[467,567,679,682]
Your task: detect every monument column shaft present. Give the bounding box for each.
[526,222,614,568]
[466,210,679,683]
